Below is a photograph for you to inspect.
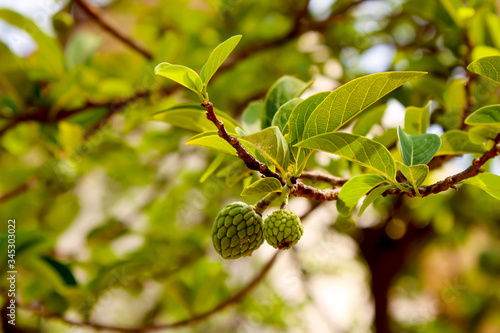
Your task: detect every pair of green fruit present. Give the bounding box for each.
[211,202,304,259]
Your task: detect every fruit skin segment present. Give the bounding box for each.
[211,202,264,259]
[263,210,303,250]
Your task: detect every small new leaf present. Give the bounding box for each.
[154,63,203,95]
[200,35,242,85]
[398,127,441,166]
[241,177,283,196]
[396,161,428,195]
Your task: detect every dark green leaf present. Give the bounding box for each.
[398,127,441,166]
[262,76,307,128]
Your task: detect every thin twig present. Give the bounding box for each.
[0,177,37,205]
[202,101,286,185]
[21,250,280,332]
[73,0,153,59]
[386,133,500,198]
[291,181,341,201]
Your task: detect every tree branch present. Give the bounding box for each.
[299,171,348,187]
[291,181,340,201]
[386,133,500,198]
[73,0,153,59]
[202,101,286,185]
[0,177,37,205]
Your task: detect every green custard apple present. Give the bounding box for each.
[264,210,303,250]
[212,202,264,259]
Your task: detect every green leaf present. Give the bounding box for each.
[461,173,500,200]
[358,185,393,217]
[467,56,500,84]
[242,101,262,134]
[468,126,498,144]
[154,63,203,94]
[153,103,240,133]
[296,132,397,180]
[272,98,302,135]
[337,174,386,216]
[65,32,101,69]
[288,92,329,173]
[241,177,283,196]
[398,127,441,166]
[41,256,78,286]
[242,126,289,174]
[262,76,307,129]
[465,105,500,129]
[186,131,256,156]
[437,130,486,155]
[404,101,431,135]
[396,161,429,195]
[200,154,226,183]
[352,104,387,136]
[200,35,242,84]
[0,9,64,77]
[302,71,426,140]
[442,79,466,129]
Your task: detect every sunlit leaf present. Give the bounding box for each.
[404,102,431,135]
[337,174,386,216]
[296,132,397,180]
[154,63,203,93]
[467,56,500,84]
[465,105,500,129]
[200,35,242,84]
[302,71,426,140]
[353,104,387,136]
[186,131,257,157]
[358,185,393,216]
[242,101,262,134]
[153,103,240,133]
[243,126,289,174]
[437,130,486,155]
[461,173,500,200]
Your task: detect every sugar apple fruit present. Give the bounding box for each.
[212,202,264,259]
[37,159,77,194]
[264,210,303,250]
